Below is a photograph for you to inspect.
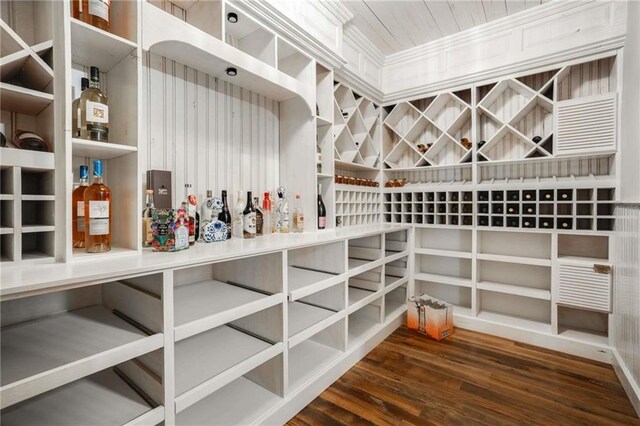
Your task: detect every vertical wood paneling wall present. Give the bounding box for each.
[142,52,280,206]
[613,205,640,410]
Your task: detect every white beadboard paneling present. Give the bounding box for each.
[479,156,612,182]
[143,52,280,207]
[613,205,640,415]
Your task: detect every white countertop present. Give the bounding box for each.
[0,224,410,299]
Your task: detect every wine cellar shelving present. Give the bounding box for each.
[476,187,615,231]
[333,82,381,170]
[335,184,381,227]
[383,189,473,226]
[0,1,56,264]
[382,90,473,169]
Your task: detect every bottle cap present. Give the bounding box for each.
[81,77,89,90]
[90,66,100,82]
[206,189,212,197]
[92,160,103,177]
[79,165,88,180]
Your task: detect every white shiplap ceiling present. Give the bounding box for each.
[341,0,552,55]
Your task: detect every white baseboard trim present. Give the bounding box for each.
[611,348,640,418]
[453,314,612,363]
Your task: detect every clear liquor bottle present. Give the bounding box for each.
[72,77,89,138]
[84,160,111,253]
[72,165,89,248]
[79,66,109,142]
[292,194,304,233]
[142,189,154,247]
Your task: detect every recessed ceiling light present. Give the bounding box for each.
[227,12,238,23]
[225,67,238,76]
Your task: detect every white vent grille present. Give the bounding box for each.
[556,94,617,156]
[557,263,611,312]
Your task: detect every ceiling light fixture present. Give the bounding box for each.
[225,67,237,76]
[227,12,238,23]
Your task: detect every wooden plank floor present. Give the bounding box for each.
[288,326,640,426]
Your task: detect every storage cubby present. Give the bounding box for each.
[348,297,382,349]
[173,253,283,341]
[175,357,283,426]
[349,268,382,313]
[557,305,608,345]
[478,260,551,301]
[385,284,407,321]
[21,200,53,227]
[1,363,162,426]
[478,291,551,333]
[0,277,164,409]
[385,229,408,254]
[225,4,276,66]
[558,234,608,260]
[385,255,408,290]
[288,286,343,349]
[277,38,313,84]
[479,231,551,261]
[288,319,344,393]
[20,169,54,195]
[0,199,13,228]
[415,227,472,254]
[288,241,345,300]
[174,303,283,412]
[415,254,472,288]
[20,229,54,260]
[348,234,382,272]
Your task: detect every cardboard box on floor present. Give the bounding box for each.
[407,294,454,340]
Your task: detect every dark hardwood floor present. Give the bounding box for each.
[288,326,639,426]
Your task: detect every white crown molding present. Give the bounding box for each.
[230,0,347,69]
[384,0,595,67]
[383,36,625,104]
[318,0,353,24]
[343,24,385,68]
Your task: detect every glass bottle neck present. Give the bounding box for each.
[93,175,104,185]
[146,195,154,207]
[89,80,100,89]
[79,177,89,186]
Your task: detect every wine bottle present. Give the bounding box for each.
[243,191,256,239]
[72,165,89,248]
[254,197,264,236]
[84,160,111,253]
[219,190,232,239]
[317,184,326,230]
[142,189,155,247]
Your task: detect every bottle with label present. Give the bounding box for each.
[292,194,304,233]
[142,189,154,247]
[183,184,198,244]
[275,187,290,233]
[243,191,256,239]
[84,160,111,253]
[72,77,89,138]
[181,201,195,245]
[254,197,264,236]
[317,184,326,230]
[233,190,245,238]
[219,190,232,239]
[81,0,110,32]
[262,192,272,235]
[72,165,89,248]
[80,66,109,142]
[201,189,214,221]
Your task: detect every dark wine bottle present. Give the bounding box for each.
[317,184,327,230]
[219,190,232,239]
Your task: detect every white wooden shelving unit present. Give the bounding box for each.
[0,226,410,425]
[0,0,629,423]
